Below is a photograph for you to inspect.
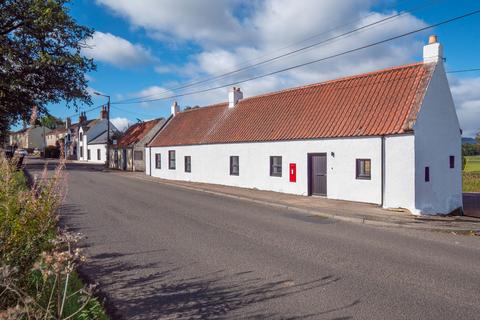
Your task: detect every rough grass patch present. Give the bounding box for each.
[463,172,480,192]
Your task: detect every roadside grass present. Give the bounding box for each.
[463,156,480,192]
[0,156,109,319]
[464,155,480,172]
[27,270,108,320]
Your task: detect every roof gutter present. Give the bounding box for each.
[381,135,385,207]
[148,146,152,176]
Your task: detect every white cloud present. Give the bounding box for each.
[99,0,479,135]
[110,117,131,132]
[450,76,480,138]
[83,31,155,67]
[96,0,251,46]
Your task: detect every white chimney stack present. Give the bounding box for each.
[228,87,243,108]
[423,35,443,63]
[171,101,180,116]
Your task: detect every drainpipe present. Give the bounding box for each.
[381,136,385,207]
[148,146,152,176]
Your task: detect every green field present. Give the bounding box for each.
[464,155,480,172]
[463,155,480,192]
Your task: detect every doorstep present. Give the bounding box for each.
[114,171,480,235]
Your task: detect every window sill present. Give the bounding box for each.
[356,176,371,180]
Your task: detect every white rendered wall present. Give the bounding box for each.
[413,63,462,214]
[77,127,87,161]
[384,135,416,212]
[86,144,106,164]
[148,137,383,205]
[145,147,151,175]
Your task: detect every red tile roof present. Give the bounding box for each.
[149,62,435,147]
[116,119,162,147]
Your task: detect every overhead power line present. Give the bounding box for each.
[113,0,439,104]
[447,68,480,74]
[112,8,480,105]
[66,104,104,118]
[110,105,159,118]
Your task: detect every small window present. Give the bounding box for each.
[425,166,430,182]
[134,151,143,161]
[168,150,176,169]
[87,149,91,160]
[185,156,191,172]
[449,155,454,169]
[97,149,101,160]
[155,153,161,169]
[230,156,239,176]
[80,146,83,158]
[270,156,282,177]
[79,132,83,140]
[356,159,371,180]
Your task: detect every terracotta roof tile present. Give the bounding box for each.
[149,62,436,147]
[116,119,162,147]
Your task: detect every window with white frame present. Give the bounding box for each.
[168,150,176,169]
[270,156,282,177]
[230,156,239,176]
[356,159,371,180]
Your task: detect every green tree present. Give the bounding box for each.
[35,114,63,129]
[476,131,480,153]
[0,0,95,140]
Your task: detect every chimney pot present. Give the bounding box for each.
[423,35,443,63]
[228,87,243,108]
[171,101,180,116]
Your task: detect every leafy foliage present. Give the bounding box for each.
[0,0,95,140]
[0,157,108,319]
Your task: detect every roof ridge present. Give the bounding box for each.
[176,62,431,113]
[180,102,227,114]
[239,62,430,103]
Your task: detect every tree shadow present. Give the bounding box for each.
[76,250,359,320]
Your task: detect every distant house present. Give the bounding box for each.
[45,127,66,147]
[146,36,462,215]
[110,118,166,171]
[77,107,119,164]
[9,126,51,150]
[64,113,92,160]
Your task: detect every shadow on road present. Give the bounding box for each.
[25,158,106,173]
[75,249,358,320]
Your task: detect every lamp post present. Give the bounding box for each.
[93,92,110,168]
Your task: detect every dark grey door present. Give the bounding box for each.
[309,153,327,196]
[122,149,127,170]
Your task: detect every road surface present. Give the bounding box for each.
[27,159,480,319]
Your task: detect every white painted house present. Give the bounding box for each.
[146,36,462,215]
[77,107,118,164]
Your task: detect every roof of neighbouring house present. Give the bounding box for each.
[89,128,120,145]
[149,62,436,147]
[46,127,66,136]
[80,119,99,132]
[115,119,164,147]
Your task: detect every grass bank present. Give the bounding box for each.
[0,157,108,319]
[463,155,480,192]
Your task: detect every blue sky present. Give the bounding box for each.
[32,0,480,137]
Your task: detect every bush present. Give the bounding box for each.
[0,156,108,319]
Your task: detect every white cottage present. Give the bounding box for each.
[77,107,118,164]
[146,36,462,215]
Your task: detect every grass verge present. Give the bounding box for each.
[1,156,109,319]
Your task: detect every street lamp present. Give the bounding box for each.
[93,91,110,168]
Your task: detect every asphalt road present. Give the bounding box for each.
[27,159,480,320]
